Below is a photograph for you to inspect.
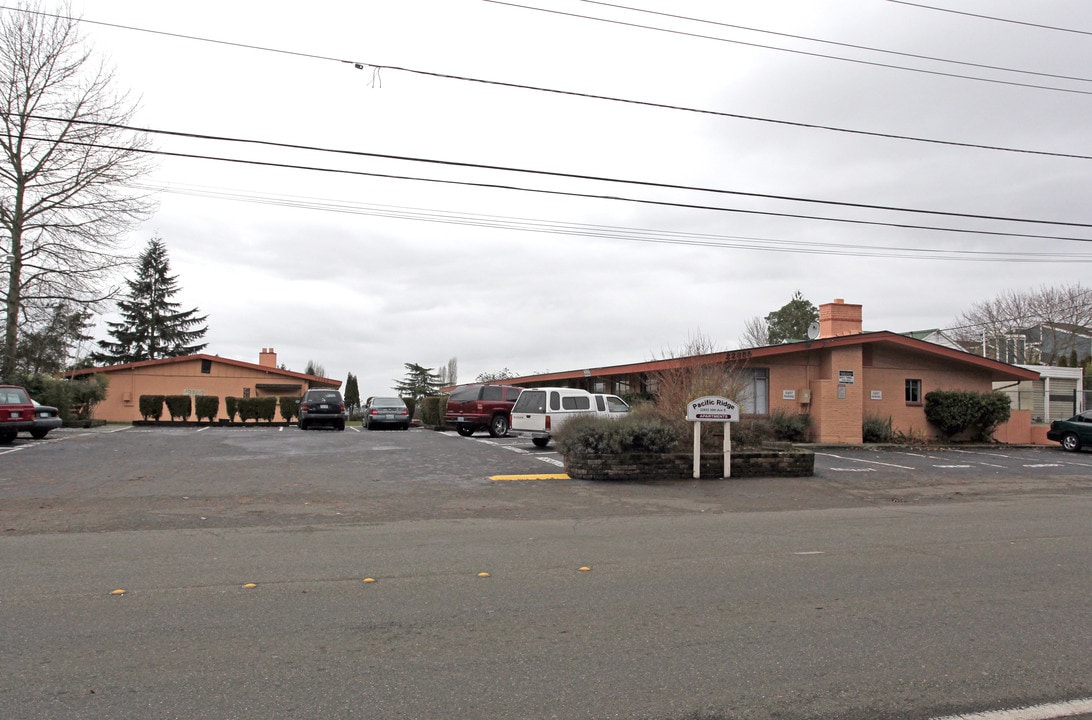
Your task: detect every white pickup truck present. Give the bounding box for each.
[509,387,629,447]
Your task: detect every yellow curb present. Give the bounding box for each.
[578,567,591,572]
[362,578,376,583]
[490,474,570,481]
[242,583,257,589]
[110,588,126,595]
[477,572,491,578]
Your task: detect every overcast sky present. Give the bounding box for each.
[62,0,1092,393]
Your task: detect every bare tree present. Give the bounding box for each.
[738,315,770,348]
[0,2,154,379]
[951,283,1092,363]
[438,356,457,387]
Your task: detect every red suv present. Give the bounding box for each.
[444,384,523,437]
[0,385,35,443]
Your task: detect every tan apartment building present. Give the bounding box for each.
[504,299,1042,444]
[67,348,339,423]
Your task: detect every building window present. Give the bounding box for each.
[201,359,212,374]
[642,375,659,395]
[591,379,606,393]
[905,379,922,405]
[613,379,631,396]
[243,387,251,399]
[740,368,769,415]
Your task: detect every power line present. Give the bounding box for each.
[887,1,1092,37]
[145,182,1092,264]
[3,4,1089,161]
[21,112,1092,235]
[483,0,1092,96]
[58,138,1088,243]
[579,0,1092,85]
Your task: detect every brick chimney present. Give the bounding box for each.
[258,347,277,367]
[818,299,863,338]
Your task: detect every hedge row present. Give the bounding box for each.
[138,395,303,423]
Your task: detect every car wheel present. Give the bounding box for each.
[456,424,475,437]
[299,420,308,431]
[489,415,509,438]
[0,431,15,444]
[1062,432,1082,452]
[401,423,410,430]
[337,420,345,431]
[30,429,49,439]
[532,437,550,448]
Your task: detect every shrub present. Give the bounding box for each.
[279,396,300,422]
[195,395,220,422]
[255,397,277,422]
[768,409,811,442]
[924,390,1012,442]
[418,395,445,427]
[554,410,682,456]
[139,395,165,421]
[403,396,417,420]
[10,373,76,423]
[862,415,894,443]
[165,395,192,421]
[236,398,255,422]
[69,375,108,424]
[225,396,239,421]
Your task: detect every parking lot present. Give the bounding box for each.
[1,424,1089,537]
[2,425,1090,720]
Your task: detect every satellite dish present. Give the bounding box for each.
[806,321,820,340]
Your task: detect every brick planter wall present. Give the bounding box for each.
[563,449,814,481]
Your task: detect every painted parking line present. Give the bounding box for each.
[490,473,571,481]
[814,452,915,470]
[928,696,1092,720]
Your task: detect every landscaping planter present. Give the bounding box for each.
[563,448,814,481]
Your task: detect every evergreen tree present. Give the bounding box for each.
[344,372,360,413]
[92,238,208,364]
[392,362,442,401]
[765,291,819,344]
[14,302,93,374]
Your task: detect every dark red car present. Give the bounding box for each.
[444,383,523,437]
[0,384,35,443]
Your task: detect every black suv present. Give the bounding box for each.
[444,384,523,437]
[298,389,347,431]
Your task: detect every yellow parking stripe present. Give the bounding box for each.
[490,473,571,481]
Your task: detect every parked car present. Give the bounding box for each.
[0,384,35,444]
[29,400,62,439]
[298,389,347,431]
[509,387,629,447]
[1046,410,1092,452]
[444,383,523,437]
[363,396,411,430]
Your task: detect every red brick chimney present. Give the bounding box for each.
[258,347,277,367]
[818,299,863,338]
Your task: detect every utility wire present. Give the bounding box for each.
[145,182,1092,263]
[579,0,1092,85]
[484,0,1092,96]
[2,5,1089,161]
[43,132,1092,244]
[887,1,1092,37]
[20,112,1092,231]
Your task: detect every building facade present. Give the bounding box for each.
[504,300,1042,444]
[67,348,340,423]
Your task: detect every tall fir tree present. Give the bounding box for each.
[93,238,208,364]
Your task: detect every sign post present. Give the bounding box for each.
[686,396,740,479]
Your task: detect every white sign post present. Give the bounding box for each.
[686,396,740,479]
